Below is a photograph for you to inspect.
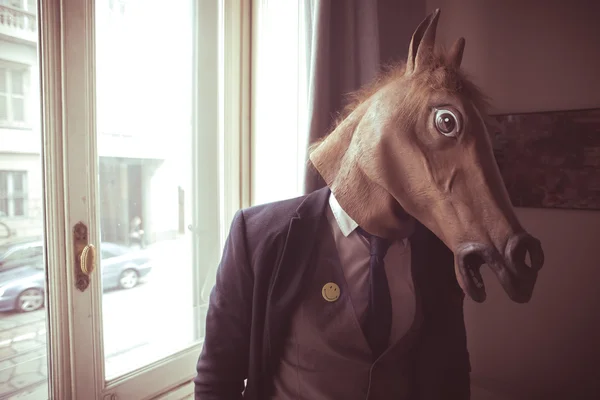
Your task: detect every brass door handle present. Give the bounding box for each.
[80,244,96,275]
[73,222,95,291]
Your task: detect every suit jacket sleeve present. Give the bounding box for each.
[194,210,253,400]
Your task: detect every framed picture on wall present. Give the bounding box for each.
[491,107,600,210]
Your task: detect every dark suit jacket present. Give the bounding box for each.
[194,187,471,399]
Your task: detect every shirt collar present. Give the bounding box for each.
[329,192,358,237]
[329,192,409,246]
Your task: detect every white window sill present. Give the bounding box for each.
[152,380,194,400]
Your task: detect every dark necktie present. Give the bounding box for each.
[356,227,392,359]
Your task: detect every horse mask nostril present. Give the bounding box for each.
[512,242,529,268]
[455,243,495,303]
[505,233,545,274]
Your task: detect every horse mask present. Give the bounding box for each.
[309,9,544,303]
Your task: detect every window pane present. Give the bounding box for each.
[0,172,7,192]
[0,95,7,120]
[2,244,42,264]
[11,70,24,95]
[11,97,25,122]
[0,69,6,92]
[96,0,200,380]
[12,172,24,191]
[0,199,7,216]
[13,198,25,216]
[0,2,47,398]
[253,1,309,204]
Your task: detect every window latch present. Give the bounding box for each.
[73,221,96,291]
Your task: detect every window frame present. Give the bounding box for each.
[38,0,249,399]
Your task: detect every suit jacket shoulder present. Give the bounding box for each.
[239,188,329,276]
[241,194,308,268]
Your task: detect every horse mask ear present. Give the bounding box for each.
[406,8,441,74]
[448,37,466,68]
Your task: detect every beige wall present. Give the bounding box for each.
[424,1,600,398]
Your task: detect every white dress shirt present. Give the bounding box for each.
[327,193,416,342]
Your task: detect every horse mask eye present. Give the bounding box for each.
[434,109,461,137]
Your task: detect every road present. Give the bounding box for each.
[0,238,210,399]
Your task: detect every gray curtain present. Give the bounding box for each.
[303,0,426,194]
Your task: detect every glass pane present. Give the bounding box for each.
[11,71,24,95]
[0,95,7,120]
[0,1,47,397]
[13,198,24,216]
[0,172,6,192]
[95,0,199,380]
[0,69,6,92]
[0,203,7,220]
[253,1,309,204]
[12,172,24,191]
[11,97,25,122]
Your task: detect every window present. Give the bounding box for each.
[251,1,309,205]
[30,0,236,398]
[0,0,243,397]
[0,63,29,127]
[0,170,28,217]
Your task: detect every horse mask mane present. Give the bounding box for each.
[309,8,544,304]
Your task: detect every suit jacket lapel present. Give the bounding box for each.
[264,187,331,369]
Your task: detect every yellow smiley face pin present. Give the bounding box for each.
[322,282,340,302]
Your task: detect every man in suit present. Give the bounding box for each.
[194,184,471,399]
[192,10,472,400]
[194,8,543,400]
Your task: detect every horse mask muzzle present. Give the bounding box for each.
[455,233,544,303]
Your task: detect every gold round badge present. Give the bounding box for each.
[322,282,340,302]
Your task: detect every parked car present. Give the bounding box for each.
[0,237,44,269]
[0,240,153,313]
